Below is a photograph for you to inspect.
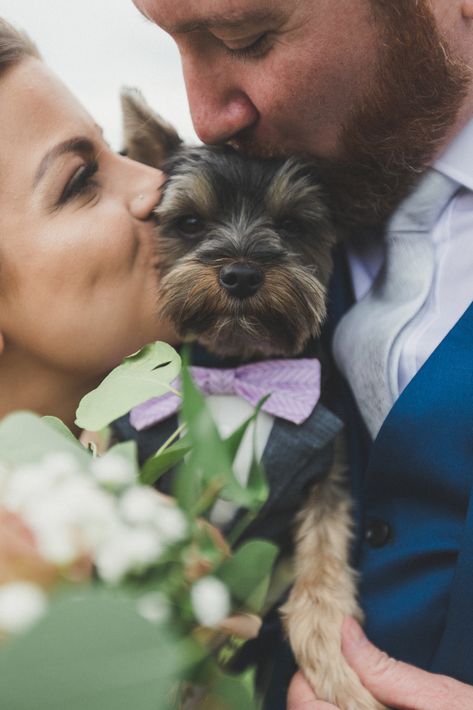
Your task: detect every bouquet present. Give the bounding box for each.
[0,344,282,710]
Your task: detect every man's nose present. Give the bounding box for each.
[183,62,259,144]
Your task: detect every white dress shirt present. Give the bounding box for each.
[347,118,473,398]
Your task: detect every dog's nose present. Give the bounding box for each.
[219,264,264,299]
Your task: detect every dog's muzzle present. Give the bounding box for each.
[219,263,264,300]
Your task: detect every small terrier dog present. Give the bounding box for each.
[121,89,385,710]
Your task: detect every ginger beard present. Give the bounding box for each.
[233,0,471,235]
[329,0,471,233]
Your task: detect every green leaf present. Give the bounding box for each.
[0,412,90,467]
[42,416,79,444]
[140,436,191,486]
[174,457,204,513]
[75,342,181,431]
[222,393,270,462]
[216,540,279,612]
[245,457,269,507]
[210,669,259,710]
[0,588,202,710]
[178,360,265,512]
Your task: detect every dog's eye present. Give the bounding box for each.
[175,214,205,237]
[278,218,303,235]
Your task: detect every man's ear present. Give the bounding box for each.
[0,332,4,357]
[120,87,183,168]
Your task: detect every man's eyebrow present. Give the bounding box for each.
[171,9,278,34]
[33,136,96,189]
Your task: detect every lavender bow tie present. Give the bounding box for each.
[130,359,321,431]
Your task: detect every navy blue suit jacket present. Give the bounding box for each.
[256,248,473,707]
[328,250,473,681]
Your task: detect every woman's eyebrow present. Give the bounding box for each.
[33,137,95,189]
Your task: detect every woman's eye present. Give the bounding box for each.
[223,33,271,60]
[59,160,99,204]
[175,214,205,237]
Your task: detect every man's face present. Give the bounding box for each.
[134,0,379,159]
[135,0,470,228]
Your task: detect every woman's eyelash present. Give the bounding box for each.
[224,33,271,60]
[59,160,99,204]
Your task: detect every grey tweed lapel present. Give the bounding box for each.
[227,403,343,544]
[262,403,343,510]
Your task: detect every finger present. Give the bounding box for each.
[342,617,472,710]
[217,613,262,639]
[287,671,339,709]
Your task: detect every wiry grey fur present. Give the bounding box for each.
[121,88,385,710]
[122,88,335,359]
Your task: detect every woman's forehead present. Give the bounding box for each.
[0,58,96,186]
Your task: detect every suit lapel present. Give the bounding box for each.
[361,301,473,677]
[261,403,343,512]
[228,402,343,544]
[365,300,473,492]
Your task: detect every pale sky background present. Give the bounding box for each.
[2,0,198,149]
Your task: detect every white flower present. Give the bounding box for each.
[20,476,119,563]
[119,488,188,543]
[136,591,170,624]
[36,526,80,566]
[95,526,164,584]
[0,582,48,634]
[154,505,188,544]
[119,487,161,525]
[42,452,81,478]
[2,462,60,512]
[191,577,231,627]
[90,454,137,490]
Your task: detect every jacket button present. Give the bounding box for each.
[364,519,392,548]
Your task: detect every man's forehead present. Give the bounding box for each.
[136,0,282,33]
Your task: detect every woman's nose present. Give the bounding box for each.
[183,60,259,145]
[127,162,165,220]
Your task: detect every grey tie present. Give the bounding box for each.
[333,169,460,438]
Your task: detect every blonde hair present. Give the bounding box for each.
[0,17,40,76]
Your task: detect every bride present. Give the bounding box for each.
[0,18,178,431]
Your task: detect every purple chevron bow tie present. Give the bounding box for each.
[130,359,321,431]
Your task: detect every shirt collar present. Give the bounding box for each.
[435,116,473,192]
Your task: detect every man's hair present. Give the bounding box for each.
[0,17,40,78]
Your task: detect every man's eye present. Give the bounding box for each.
[223,33,271,60]
[59,160,99,204]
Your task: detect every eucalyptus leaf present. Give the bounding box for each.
[140,436,191,486]
[0,588,202,710]
[174,457,204,513]
[0,412,90,467]
[179,361,265,512]
[222,393,270,463]
[245,456,269,507]
[216,540,279,612]
[42,416,78,444]
[209,669,259,710]
[75,342,181,432]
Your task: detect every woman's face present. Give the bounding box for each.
[0,58,177,380]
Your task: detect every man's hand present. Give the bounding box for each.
[287,617,473,710]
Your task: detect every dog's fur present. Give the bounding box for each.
[122,88,385,710]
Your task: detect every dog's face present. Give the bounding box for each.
[122,90,337,359]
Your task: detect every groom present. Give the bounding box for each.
[130,0,473,707]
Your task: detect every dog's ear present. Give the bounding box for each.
[120,87,183,167]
